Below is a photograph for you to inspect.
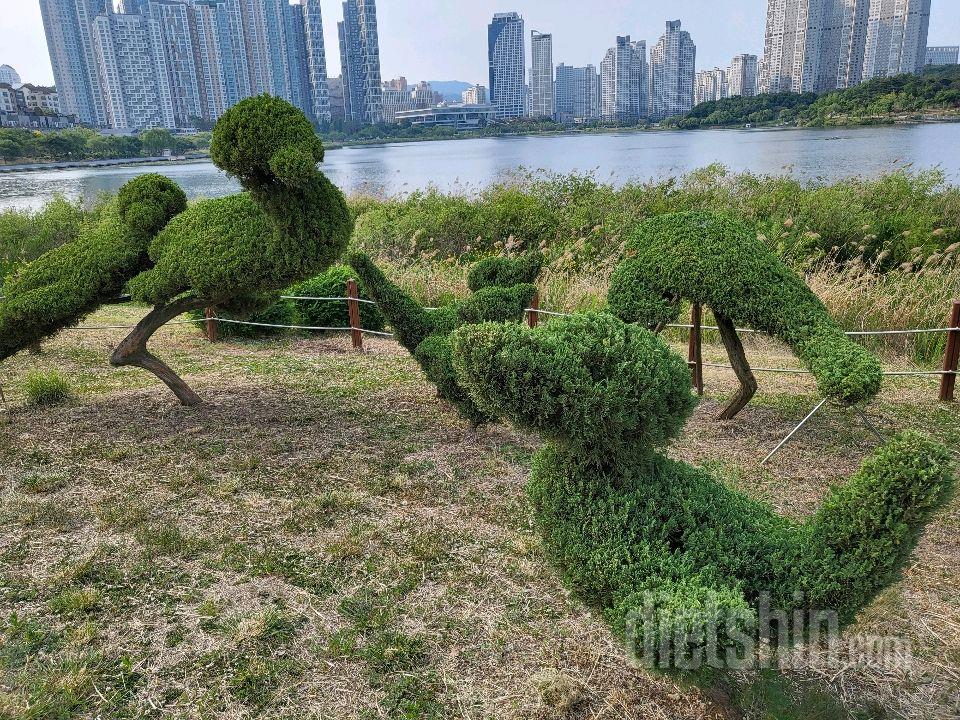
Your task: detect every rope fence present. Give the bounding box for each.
[7,283,960,402]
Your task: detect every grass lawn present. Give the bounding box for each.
[0,305,958,720]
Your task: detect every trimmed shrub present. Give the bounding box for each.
[287,265,385,332]
[0,174,187,362]
[607,211,883,407]
[128,95,353,313]
[450,313,954,667]
[23,370,75,406]
[348,251,538,424]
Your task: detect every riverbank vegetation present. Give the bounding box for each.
[671,65,960,129]
[0,127,211,165]
[3,166,959,364]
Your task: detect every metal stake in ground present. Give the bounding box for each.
[760,396,829,466]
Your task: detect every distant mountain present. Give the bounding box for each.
[427,81,473,102]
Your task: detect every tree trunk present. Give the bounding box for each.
[110,296,206,407]
[715,311,758,420]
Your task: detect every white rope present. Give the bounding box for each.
[212,317,394,337]
[65,319,207,331]
[280,295,378,305]
[526,309,960,337]
[702,361,957,377]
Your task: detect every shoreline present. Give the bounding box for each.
[3,114,960,173]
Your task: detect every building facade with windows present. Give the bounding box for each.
[925,46,960,66]
[600,36,647,123]
[556,64,600,124]
[728,53,759,97]
[529,30,555,119]
[339,0,383,124]
[488,12,526,120]
[649,21,695,121]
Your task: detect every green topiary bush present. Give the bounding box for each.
[607,211,883,416]
[287,265,385,332]
[0,174,187,363]
[348,251,540,424]
[0,95,353,405]
[451,313,955,668]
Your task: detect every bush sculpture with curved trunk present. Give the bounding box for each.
[607,211,883,419]
[347,251,541,424]
[450,312,954,667]
[0,174,187,363]
[0,96,353,406]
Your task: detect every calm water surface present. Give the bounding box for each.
[2,123,960,210]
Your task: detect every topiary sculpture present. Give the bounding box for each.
[607,211,883,419]
[0,174,187,363]
[347,251,541,424]
[0,95,353,406]
[450,312,954,667]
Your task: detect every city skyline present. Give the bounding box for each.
[8,1,959,89]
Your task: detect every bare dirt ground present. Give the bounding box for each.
[0,307,957,720]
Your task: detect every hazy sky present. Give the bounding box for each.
[4,1,959,87]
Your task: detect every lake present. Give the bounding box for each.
[2,122,960,211]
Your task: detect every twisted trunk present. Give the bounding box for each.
[715,310,758,420]
[110,296,206,406]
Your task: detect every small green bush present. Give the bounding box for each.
[23,370,75,406]
[287,265,385,332]
[450,313,955,667]
[607,211,883,407]
[349,251,539,424]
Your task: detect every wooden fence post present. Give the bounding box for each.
[347,279,364,351]
[204,307,218,343]
[528,292,540,329]
[940,299,960,402]
[688,303,704,396]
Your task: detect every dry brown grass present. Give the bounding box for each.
[0,307,957,720]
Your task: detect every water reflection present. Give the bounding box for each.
[1,122,957,210]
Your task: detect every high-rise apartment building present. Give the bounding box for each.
[650,21,696,121]
[91,12,175,129]
[488,12,526,120]
[761,0,930,94]
[462,84,488,105]
[862,0,931,80]
[0,66,22,87]
[301,0,331,123]
[146,1,205,127]
[39,0,112,126]
[529,30,555,119]
[556,64,599,124]
[695,68,728,105]
[327,76,346,123]
[727,54,759,97]
[600,36,647,123]
[926,46,960,66]
[339,0,383,124]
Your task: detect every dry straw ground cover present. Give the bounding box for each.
[0,305,958,720]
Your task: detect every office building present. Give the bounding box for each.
[395,104,495,130]
[529,30,555,119]
[650,20,696,121]
[339,0,383,124]
[556,64,599,124]
[488,12,526,120]
[727,53,759,97]
[926,46,960,66]
[862,0,931,79]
